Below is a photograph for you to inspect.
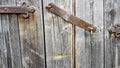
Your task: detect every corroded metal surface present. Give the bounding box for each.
[0,2,35,18]
[46,3,96,32]
[108,23,120,38]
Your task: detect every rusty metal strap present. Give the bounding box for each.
[46,3,96,32]
[0,2,35,18]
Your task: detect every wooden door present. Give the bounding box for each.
[0,0,119,68]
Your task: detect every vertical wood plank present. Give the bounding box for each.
[0,0,22,68]
[0,14,8,68]
[104,0,117,68]
[0,1,4,68]
[0,2,2,67]
[43,0,73,68]
[90,0,104,68]
[104,0,120,68]
[76,0,91,67]
[75,0,104,68]
[17,0,45,68]
[0,13,4,68]
[113,0,120,67]
[0,49,2,68]
[8,14,23,68]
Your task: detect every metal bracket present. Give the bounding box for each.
[46,3,96,32]
[0,2,35,18]
[108,23,120,38]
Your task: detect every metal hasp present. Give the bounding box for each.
[108,23,120,38]
[46,3,96,32]
[0,2,35,18]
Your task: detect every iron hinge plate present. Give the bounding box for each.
[0,2,35,18]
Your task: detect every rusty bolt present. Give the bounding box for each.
[46,5,52,10]
[4,8,8,11]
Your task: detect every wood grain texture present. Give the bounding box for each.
[0,14,8,68]
[0,0,120,68]
[90,0,104,68]
[75,0,104,68]
[104,0,117,68]
[0,13,5,68]
[17,0,45,68]
[43,0,73,68]
[0,0,22,68]
[104,0,120,68]
[114,0,120,68]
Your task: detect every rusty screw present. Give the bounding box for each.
[46,5,52,10]
[4,8,8,11]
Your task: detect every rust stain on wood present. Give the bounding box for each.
[18,12,40,68]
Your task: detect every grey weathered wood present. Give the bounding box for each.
[104,0,117,68]
[0,0,22,68]
[0,1,9,68]
[76,0,104,68]
[17,0,45,68]
[90,0,104,68]
[104,0,120,68]
[43,0,73,68]
[0,49,2,68]
[75,1,87,68]
[0,0,120,68]
[75,0,92,68]
[113,0,120,67]
[0,14,8,68]
[8,14,22,68]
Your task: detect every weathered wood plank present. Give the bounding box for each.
[104,0,117,68]
[0,2,2,67]
[113,0,120,67]
[0,1,9,68]
[75,1,87,68]
[90,0,104,68]
[43,0,73,68]
[0,13,4,68]
[0,2,4,68]
[104,0,120,68]
[17,0,45,68]
[0,0,22,68]
[75,0,104,68]
[8,14,22,68]
[0,49,2,68]
[0,14,8,68]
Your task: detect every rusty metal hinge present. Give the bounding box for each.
[0,2,35,18]
[46,3,96,32]
[108,23,120,38]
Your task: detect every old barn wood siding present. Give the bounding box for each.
[104,0,120,68]
[75,0,104,68]
[43,0,73,68]
[104,0,115,67]
[18,0,45,68]
[0,0,22,68]
[0,0,120,68]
